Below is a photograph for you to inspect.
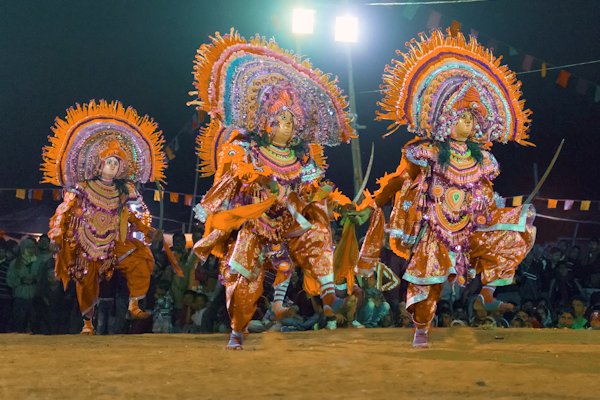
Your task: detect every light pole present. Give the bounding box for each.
[291,9,363,196]
[335,15,363,196]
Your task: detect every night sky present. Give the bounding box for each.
[1,0,599,235]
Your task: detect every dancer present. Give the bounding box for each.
[357,30,536,347]
[42,100,166,334]
[188,29,354,349]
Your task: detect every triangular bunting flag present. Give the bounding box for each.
[52,189,62,201]
[541,62,547,78]
[547,199,558,209]
[154,190,162,202]
[184,194,193,206]
[563,200,574,210]
[426,10,441,30]
[32,189,43,201]
[512,196,523,206]
[580,201,591,211]
[169,192,180,203]
[450,20,461,37]
[15,189,26,199]
[556,70,571,88]
[522,54,533,72]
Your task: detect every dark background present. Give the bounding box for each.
[1,0,599,238]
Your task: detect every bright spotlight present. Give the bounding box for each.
[292,8,315,35]
[335,15,358,43]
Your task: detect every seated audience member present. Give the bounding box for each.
[556,308,575,329]
[571,295,588,329]
[153,280,174,333]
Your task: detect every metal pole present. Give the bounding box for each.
[572,222,580,245]
[346,45,363,197]
[187,154,200,232]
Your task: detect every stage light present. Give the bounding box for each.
[334,15,358,43]
[292,8,315,35]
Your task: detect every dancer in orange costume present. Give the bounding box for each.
[42,100,167,334]
[188,30,354,349]
[356,30,536,347]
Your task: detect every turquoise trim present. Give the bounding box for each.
[403,250,457,286]
[387,228,419,245]
[287,203,312,230]
[448,251,457,268]
[476,204,533,233]
[406,292,429,309]
[486,277,514,287]
[229,259,253,280]
[402,271,448,285]
[335,283,348,291]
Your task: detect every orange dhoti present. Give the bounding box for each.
[210,203,336,333]
[70,238,154,316]
[407,205,536,324]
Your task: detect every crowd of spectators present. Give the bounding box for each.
[1,229,599,335]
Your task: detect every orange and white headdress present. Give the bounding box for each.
[377,29,533,145]
[41,100,166,188]
[189,28,353,177]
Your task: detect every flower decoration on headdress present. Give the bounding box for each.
[377,29,533,145]
[41,100,166,188]
[189,28,354,177]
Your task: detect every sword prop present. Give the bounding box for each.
[352,143,375,204]
[524,139,564,205]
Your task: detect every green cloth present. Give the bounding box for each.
[572,316,588,330]
[6,258,40,300]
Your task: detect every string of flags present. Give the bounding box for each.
[7,188,200,207]
[382,3,600,103]
[5,188,599,212]
[163,109,207,162]
[504,196,594,211]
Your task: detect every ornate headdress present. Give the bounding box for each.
[377,29,532,145]
[189,28,354,177]
[41,100,166,187]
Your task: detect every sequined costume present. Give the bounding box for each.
[42,100,166,328]
[357,30,536,346]
[188,30,353,346]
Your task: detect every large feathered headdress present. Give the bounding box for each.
[189,28,354,177]
[41,100,166,187]
[377,29,532,145]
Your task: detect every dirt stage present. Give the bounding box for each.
[1,328,599,399]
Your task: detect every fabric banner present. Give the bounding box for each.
[556,70,571,88]
[512,196,523,206]
[522,54,534,72]
[426,11,441,30]
[563,200,574,210]
[15,189,26,199]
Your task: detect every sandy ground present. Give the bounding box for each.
[1,328,599,399]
